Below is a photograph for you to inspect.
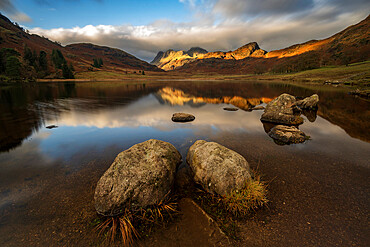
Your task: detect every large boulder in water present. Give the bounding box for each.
[261,93,303,125]
[94,139,182,216]
[295,94,319,109]
[186,140,251,196]
[268,125,307,144]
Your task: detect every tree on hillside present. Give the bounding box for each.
[52,49,66,69]
[5,56,21,78]
[0,55,3,73]
[93,58,99,68]
[62,62,74,79]
[0,50,6,73]
[24,45,33,64]
[92,58,103,68]
[1,48,21,77]
[23,45,38,68]
[1,48,20,59]
[38,51,48,72]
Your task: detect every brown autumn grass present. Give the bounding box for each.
[193,173,268,239]
[93,193,178,246]
[222,175,268,217]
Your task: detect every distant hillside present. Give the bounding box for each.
[153,15,370,73]
[0,13,161,80]
[65,43,161,72]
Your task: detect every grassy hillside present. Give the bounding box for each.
[0,13,162,82]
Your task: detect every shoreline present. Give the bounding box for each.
[30,60,369,90]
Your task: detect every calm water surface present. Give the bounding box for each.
[0,81,369,246]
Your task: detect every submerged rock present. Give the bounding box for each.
[268,125,307,144]
[175,165,195,192]
[172,113,195,122]
[261,93,303,125]
[295,94,319,109]
[223,107,239,111]
[186,140,251,196]
[94,139,182,216]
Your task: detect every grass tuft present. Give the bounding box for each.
[94,193,178,246]
[222,176,268,217]
[193,173,268,239]
[94,209,139,246]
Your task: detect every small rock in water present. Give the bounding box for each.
[186,140,251,196]
[223,107,239,111]
[46,125,58,129]
[268,125,307,145]
[94,139,182,216]
[172,113,195,122]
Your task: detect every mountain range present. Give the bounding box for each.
[151,43,267,71]
[152,15,369,73]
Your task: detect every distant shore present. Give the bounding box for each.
[35,61,370,89]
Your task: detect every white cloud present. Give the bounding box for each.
[28,0,369,61]
[9,12,32,22]
[0,0,32,23]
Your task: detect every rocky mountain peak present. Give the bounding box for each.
[151,51,165,65]
[186,47,208,57]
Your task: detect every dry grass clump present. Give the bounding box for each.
[93,194,178,246]
[95,209,138,246]
[222,176,268,217]
[193,174,268,239]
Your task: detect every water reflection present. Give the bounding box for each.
[1,81,369,155]
[302,109,318,122]
[1,81,369,246]
[155,87,272,110]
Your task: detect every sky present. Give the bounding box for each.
[0,0,369,61]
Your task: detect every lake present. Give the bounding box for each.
[0,81,369,246]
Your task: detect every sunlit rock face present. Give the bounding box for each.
[151,42,266,70]
[151,47,208,71]
[156,87,272,110]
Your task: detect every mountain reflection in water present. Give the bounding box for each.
[156,87,273,110]
[0,81,369,154]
